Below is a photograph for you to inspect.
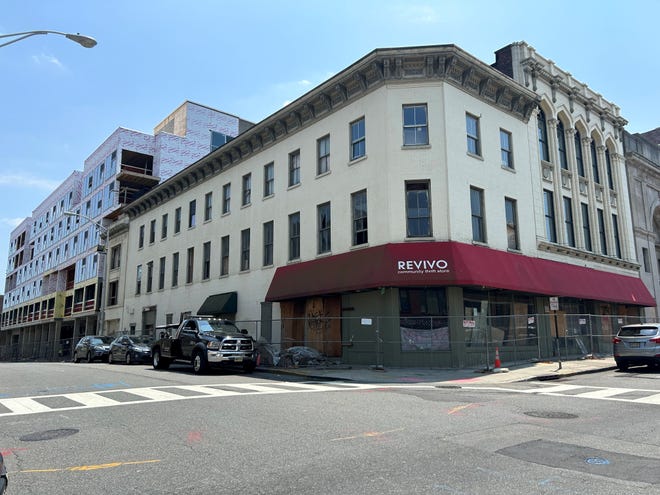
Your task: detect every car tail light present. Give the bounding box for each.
[649,337,660,344]
[612,337,622,344]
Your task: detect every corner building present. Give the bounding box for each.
[111,44,653,368]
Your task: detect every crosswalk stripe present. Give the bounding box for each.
[66,392,121,407]
[633,393,660,405]
[574,387,634,399]
[0,397,52,414]
[0,382,385,417]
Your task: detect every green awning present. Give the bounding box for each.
[198,292,237,316]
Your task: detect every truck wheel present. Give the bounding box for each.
[192,350,208,375]
[152,349,170,370]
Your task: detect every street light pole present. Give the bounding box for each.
[0,30,97,49]
[63,211,108,336]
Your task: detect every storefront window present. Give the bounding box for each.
[463,291,537,347]
[399,288,449,351]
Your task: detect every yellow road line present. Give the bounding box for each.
[17,459,161,474]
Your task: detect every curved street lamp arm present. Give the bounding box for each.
[0,30,96,48]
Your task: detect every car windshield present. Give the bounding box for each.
[91,337,113,345]
[197,319,240,334]
[618,326,659,337]
[130,336,153,345]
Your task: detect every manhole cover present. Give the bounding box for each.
[524,411,578,419]
[20,428,79,442]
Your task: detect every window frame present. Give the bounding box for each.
[264,162,274,197]
[537,109,549,162]
[288,150,301,187]
[470,186,486,243]
[202,241,211,280]
[563,196,575,247]
[351,189,368,246]
[317,202,331,254]
[543,190,557,243]
[406,181,432,238]
[289,212,301,261]
[466,113,481,157]
[222,183,231,214]
[402,104,429,146]
[242,173,252,206]
[171,252,179,287]
[186,247,194,284]
[504,197,519,250]
[263,221,274,267]
[317,135,330,175]
[350,117,366,160]
[500,128,513,169]
[204,192,212,222]
[240,229,250,271]
[220,235,230,276]
[188,199,196,229]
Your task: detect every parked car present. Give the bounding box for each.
[613,323,660,371]
[0,451,7,494]
[73,336,113,363]
[108,335,153,365]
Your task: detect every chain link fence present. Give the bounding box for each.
[0,313,653,368]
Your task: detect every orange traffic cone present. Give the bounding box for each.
[493,347,502,370]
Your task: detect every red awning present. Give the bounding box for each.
[266,241,655,306]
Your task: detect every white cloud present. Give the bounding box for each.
[0,173,61,191]
[0,217,25,228]
[31,53,65,69]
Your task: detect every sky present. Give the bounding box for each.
[1,0,658,287]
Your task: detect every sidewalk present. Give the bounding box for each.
[259,355,617,385]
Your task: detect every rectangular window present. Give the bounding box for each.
[597,208,607,255]
[110,245,121,270]
[470,187,486,242]
[149,219,156,244]
[612,214,621,258]
[138,225,145,249]
[537,110,549,162]
[563,197,575,247]
[350,117,366,160]
[242,173,252,206]
[204,192,212,221]
[188,200,196,228]
[351,189,368,246]
[403,104,428,146]
[543,190,557,243]
[146,261,153,293]
[135,264,142,294]
[406,181,432,237]
[210,131,232,152]
[642,247,651,272]
[240,229,250,271]
[108,281,118,306]
[317,202,331,254]
[186,247,194,284]
[466,113,481,156]
[202,241,211,280]
[289,212,300,261]
[505,197,519,250]
[222,183,231,214]
[221,235,229,276]
[263,221,274,266]
[581,203,592,251]
[174,207,181,234]
[288,150,300,186]
[158,257,166,290]
[264,162,274,197]
[172,252,179,287]
[317,135,330,175]
[161,213,168,239]
[500,129,513,168]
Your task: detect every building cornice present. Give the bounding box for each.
[125,44,539,219]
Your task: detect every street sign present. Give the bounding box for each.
[549,296,559,311]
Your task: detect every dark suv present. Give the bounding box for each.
[73,336,113,363]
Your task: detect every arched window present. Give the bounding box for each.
[537,109,549,162]
[557,120,568,169]
[574,130,585,177]
[605,149,614,190]
[590,140,600,184]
